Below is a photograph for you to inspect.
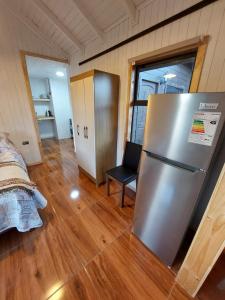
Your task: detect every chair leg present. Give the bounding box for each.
[121,184,125,208]
[106,175,110,196]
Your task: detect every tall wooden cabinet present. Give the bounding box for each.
[70,70,119,185]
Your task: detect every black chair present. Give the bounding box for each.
[106,142,142,207]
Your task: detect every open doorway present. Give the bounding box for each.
[23,54,74,155]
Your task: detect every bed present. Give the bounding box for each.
[0,133,47,233]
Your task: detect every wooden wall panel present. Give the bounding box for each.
[70,0,225,164]
[198,0,225,91]
[0,4,65,164]
[176,164,225,297]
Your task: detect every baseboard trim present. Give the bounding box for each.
[27,161,43,167]
[78,165,96,184]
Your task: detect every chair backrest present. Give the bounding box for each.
[122,142,142,172]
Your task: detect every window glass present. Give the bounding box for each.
[131,106,147,145]
[131,54,196,144]
[136,56,196,100]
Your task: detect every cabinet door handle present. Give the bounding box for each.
[86,126,88,139]
[83,126,86,138]
[77,125,79,135]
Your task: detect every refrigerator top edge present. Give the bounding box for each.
[143,93,225,171]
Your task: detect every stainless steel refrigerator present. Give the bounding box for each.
[133,93,225,266]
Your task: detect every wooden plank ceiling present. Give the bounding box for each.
[4,0,146,56]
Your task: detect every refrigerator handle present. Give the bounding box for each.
[144,150,206,174]
[194,168,206,174]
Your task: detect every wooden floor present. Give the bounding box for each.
[0,138,194,300]
[198,251,225,300]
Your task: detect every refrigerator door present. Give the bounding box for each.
[143,93,225,170]
[133,151,206,266]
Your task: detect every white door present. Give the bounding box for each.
[83,76,96,178]
[70,80,86,170]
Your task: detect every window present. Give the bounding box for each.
[130,53,196,145]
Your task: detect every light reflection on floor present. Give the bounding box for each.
[70,189,80,200]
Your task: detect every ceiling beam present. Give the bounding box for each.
[1,1,69,58]
[121,0,138,24]
[71,0,104,41]
[31,0,84,51]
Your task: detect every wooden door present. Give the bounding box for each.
[83,76,96,178]
[70,80,86,171]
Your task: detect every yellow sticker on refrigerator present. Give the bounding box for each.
[188,112,221,146]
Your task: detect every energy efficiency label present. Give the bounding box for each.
[188,111,221,146]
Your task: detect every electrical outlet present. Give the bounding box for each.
[22,141,29,145]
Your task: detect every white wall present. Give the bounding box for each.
[0,3,66,164]
[37,120,56,139]
[29,77,49,99]
[29,75,72,140]
[50,78,72,139]
[29,77,56,139]
[30,77,51,117]
[70,0,225,164]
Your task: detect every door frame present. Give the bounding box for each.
[20,50,69,164]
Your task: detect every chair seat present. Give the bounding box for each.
[106,166,137,184]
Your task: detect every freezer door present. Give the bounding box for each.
[133,151,205,266]
[143,93,225,170]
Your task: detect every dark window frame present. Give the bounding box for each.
[130,52,197,144]
[166,84,184,93]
